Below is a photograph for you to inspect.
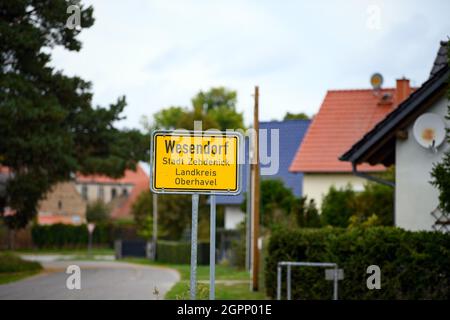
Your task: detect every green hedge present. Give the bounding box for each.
[156,240,209,265]
[266,227,450,300]
[31,223,113,248]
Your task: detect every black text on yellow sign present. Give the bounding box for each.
[151,131,242,194]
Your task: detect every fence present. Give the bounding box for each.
[277,261,340,300]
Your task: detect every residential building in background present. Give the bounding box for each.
[37,182,86,225]
[341,41,449,231]
[75,163,150,221]
[289,78,415,209]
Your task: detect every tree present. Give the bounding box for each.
[143,87,245,132]
[152,106,188,129]
[321,180,394,228]
[352,182,394,226]
[132,191,195,240]
[192,87,237,113]
[0,1,148,229]
[86,200,110,223]
[284,112,310,120]
[260,179,295,228]
[321,185,356,227]
[193,87,244,130]
[293,197,321,228]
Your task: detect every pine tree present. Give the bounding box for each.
[0,1,148,228]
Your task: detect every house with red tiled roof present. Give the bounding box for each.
[75,163,149,220]
[341,41,449,231]
[290,78,414,209]
[1,164,149,225]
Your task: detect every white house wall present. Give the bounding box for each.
[224,205,245,230]
[395,95,449,231]
[302,173,368,210]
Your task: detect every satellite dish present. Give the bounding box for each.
[413,113,446,152]
[370,73,383,90]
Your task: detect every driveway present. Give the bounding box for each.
[0,257,180,300]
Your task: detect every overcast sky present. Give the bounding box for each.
[50,0,450,129]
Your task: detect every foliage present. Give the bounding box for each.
[144,87,245,132]
[351,183,393,226]
[430,42,450,213]
[0,252,42,273]
[31,223,113,248]
[321,185,356,227]
[131,191,155,239]
[260,179,295,228]
[321,182,394,228]
[152,106,188,130]
[156,240,209,265]
[86,200,110,223]
[192,87,244,130]
[283,112,310,120]
[132,190,216,241]
[293,197,322,228]
[0,1,149,229]
[230,222,247,268]
[266,227,450,299]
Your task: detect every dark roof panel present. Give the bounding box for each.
[214,119,310,205]
[430,41,449,77]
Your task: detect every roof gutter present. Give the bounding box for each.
[352,162,394,188]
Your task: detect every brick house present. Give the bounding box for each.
[37,182,87,225]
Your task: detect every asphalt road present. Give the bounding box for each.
[0,258,180,300]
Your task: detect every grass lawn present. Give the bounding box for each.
[0,270,41,285]
[14,247,114,256]
[165,282,266,300]
[0,252,43,285]
[125,258,267,300]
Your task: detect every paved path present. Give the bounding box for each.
[0,258,180,300]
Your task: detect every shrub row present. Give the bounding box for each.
[265,227,450,300]
[31,223,113,248]
[156,240,210,265]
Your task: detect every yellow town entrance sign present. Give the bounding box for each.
[150,131,242,194]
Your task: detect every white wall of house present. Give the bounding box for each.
[224,205,245,230]
[395,94,449,231]
[302,173,368,210]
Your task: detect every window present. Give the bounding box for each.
[81,185,88,201]
[111,188,117,199]
[122,188,128,197]
[58,200,63,210]
[98,186,104,201]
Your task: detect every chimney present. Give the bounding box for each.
[396,78,411,103]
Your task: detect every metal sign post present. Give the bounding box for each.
[276,261,341,300]
[150,130,243,301]
[87,223,95,255]
[190,193,199,300]
[209,195,216,300]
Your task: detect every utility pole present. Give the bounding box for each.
[251,86,260,291]
[152,193,158,260]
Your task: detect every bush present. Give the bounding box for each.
[321,185,356,227]
[86,201,110,223]
[0,252,42,273]
[293,197,321,228]
[321,183,394,227]
[31,223,113,248]
[230,223,246,268]
[156,240,210,265]
[265,227,450,300]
